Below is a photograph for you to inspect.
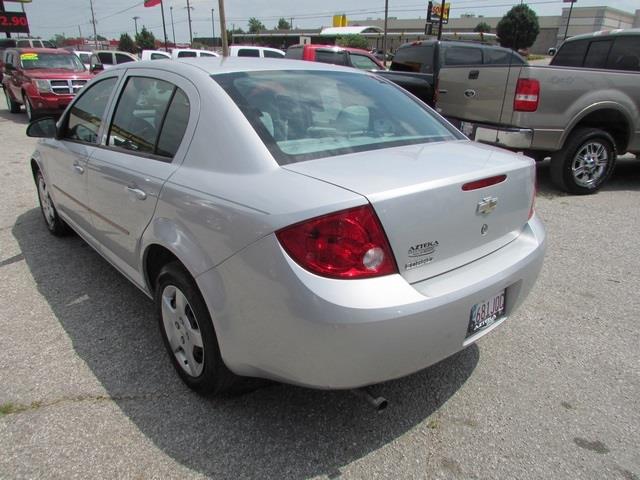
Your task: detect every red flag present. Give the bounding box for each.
[144,0,161,7]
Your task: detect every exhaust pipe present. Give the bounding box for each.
[350,388,388,413]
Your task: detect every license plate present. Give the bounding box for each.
[460,121,475,138]
[467,290,506,337]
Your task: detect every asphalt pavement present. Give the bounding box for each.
[0,106,638,480]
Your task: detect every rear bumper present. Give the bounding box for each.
[198,215,546,389]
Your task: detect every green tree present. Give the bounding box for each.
[335,34,369,50]
[135,26,156,50]
[118,33,137,53]
[248,17,266,33]
[474,21,491,33]
[276,18,291,30]
[496,4,539,50]
[50,34,66,47]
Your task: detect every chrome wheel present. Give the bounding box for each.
[37,175,56,229]
[23,95,33,120]
[161,285,204,377]
[572,141,608,188]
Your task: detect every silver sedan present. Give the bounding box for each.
[26,58,546,395]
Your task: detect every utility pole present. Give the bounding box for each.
[89,0,98,48]
[563,0,575,40]
[382,0,389,63]
[132,16,140,36]
[169,6,176,45]
[436,0,446,40]
[211,8,215,41]
[185,0,193,45]
[78,25,82,48]
[218,0,228,56]
[159,0,169,51]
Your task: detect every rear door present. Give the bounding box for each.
[437,45,524,125]
[86,70,197,273]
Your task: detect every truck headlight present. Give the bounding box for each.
[33,79,51,93]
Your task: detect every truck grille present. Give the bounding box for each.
[49,79,88,95]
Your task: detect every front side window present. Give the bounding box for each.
[200,52,217,57]
[107,77,187,159]
[214,70,460,164]
[20,52,85,72]
[350,54,381,70]
[390,45,434,73]
[551,39,588,67]
[285,47,303,60]
[264,50,284,58]
[238,48,260,57]
[116,53,135,64]
[78,53,90,64]
[606,37,640,72]
[151,53,168,60]
[443,46,483,66]
[65,77,118,144]
[583,40,613,69]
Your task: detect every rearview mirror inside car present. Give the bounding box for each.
[26,117,57,138]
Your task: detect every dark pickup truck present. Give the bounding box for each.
[377,39,527,106]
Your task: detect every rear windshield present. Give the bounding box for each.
[390,45,435,73]
[213,70,460,164]
[20,52,85,71]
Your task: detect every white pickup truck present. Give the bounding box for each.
[438,29,640,194]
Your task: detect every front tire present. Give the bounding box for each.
[155,261,239,396]
[35,170,71,236]
[4,88,20,113]
[23,93,37,121]
[550,128,616,195]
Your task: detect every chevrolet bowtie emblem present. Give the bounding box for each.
[477,196,498,215]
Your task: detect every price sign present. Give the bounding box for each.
[0,12,30,34]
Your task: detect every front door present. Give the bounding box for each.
[46,76,119,235]
[86,71,196,274]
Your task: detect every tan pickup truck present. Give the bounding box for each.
[438,29,640,194]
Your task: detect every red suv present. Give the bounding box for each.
[2,48,93,120]
[285,44,385,70]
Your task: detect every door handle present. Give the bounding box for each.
[438,89,448,94]
[469,70,479,80]
[126,186,147,200]
[72,162,84,174]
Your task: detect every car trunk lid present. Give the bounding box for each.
[283,140,535,283]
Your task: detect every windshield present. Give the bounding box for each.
[20,52,85,71]
[213,70,460,164]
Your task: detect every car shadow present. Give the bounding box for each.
[13,207,479,480]
[535,155,640,197]
[0,108,28,125]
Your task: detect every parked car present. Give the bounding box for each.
[2,48,92,120]
[438,28,640,194]
[379,39,526,107]
[26,58,545,396]
[73,50,93,69]
[170,48,218,59]
[89,50,138,72]
[141,49,171,61]
[1,38,56,82]
[229,45,285,58]
[285,44,385,71]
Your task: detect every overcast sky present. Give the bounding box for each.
[8,0,639,43]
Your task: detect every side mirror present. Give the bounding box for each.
[90,63,104,73]
[4,63,14,73]
[26,117,58,138]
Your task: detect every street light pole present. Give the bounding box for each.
[169,6,176,45]
[185,0,193,45]
[89,0,98,48]
[211,8,215,41]
[382,0,389,63]
[132,16,140,36]
[563,0,575,41]
[218,0,228,56]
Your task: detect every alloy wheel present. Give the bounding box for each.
[571,141,609,188]
[37,175,56,229]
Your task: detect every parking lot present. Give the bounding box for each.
[0,105,638,479]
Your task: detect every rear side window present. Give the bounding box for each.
[551,40,588,67]
[315,50,348,66]
[390,45,434,73]
[583,40,613,69]
[98,52,113,64]
[607,37,640,72]
[43,41,56,48]
[285,47,303,60]
[65,77,118,144]
[237,48,260,57]
[116,53,135,64]
[177,51,197,58]
[484,48,525,65]
[443,46,482,66]
[156,89,191,157]
[200,52,217,57]
[264,50,284,58]
[150,52,168,60]
[108,77,188,160]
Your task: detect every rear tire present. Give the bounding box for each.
[155,261,240,396]
[550,127,616,195]
[4,88,20,113]
[35,170,71,236]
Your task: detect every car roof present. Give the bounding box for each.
[289,44,371,54]
[11,48,70,54]
[563,27,640,43]
[108,56,367,75]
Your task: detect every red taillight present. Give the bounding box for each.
[276,205,398,279]
[514,78,540,112]
[462,174,507,191]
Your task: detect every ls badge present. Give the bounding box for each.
[477,196,498,215]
